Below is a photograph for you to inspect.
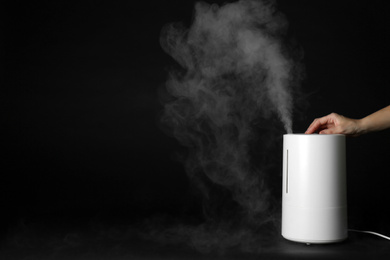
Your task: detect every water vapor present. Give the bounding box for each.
[157,0,303,252]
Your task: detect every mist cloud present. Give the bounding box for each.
[157,0,304,252]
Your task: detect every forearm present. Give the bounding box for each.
[359,105,390,134]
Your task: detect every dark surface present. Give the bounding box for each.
[2,227,390,260]
[2,0,390,258]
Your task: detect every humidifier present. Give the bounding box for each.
[282,134,347,244]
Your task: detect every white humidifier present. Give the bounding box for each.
[282,134,347,244]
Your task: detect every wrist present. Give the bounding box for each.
[357,117,369,135]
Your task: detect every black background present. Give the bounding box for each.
[2,0,390,257]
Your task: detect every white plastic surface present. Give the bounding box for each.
[282,134,348,243]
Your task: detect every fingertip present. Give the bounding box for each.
[305,127,311,134]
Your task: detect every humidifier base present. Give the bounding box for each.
[281,204,348,244]
[282,235,347,244]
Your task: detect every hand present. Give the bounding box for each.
[305,113,362,137]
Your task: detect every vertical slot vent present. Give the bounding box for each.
[286,149,289,194]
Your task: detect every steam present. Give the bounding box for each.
[157,0,303,252]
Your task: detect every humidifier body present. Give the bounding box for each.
[282,134,347,244]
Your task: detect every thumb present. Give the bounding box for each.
[319,128,335,135]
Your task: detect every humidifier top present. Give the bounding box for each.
[284,133,345,136]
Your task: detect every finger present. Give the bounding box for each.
[306,115,332,134]
[320,126,339,135]
[305,119,320,134]
[319,129,332,134]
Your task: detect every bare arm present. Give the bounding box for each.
[359,105,390,134]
